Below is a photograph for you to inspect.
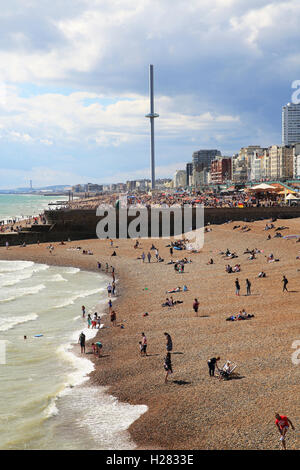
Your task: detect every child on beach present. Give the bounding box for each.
[95,341,103,357]
[82,305,85,318]
[87,314,92,328]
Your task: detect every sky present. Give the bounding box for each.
[0,0,300,188]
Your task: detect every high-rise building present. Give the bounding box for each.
[186,163,193,186]
[282,103,300,146]
[192,149,221,171]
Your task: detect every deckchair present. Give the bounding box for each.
[217,360,237,380]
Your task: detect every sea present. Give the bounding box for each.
[0,196,147,450]
[0,193,69,224]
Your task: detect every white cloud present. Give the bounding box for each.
[0,88,240,147]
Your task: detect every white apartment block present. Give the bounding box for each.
[173,170,186,188]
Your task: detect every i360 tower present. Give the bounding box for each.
[145,64,159,189]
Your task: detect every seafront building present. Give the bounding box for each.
[210,157,232,184]
[192,149,221,170]
[173,170,187,188]
[282,102,300,146]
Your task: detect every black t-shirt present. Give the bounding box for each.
[208,357,217,366]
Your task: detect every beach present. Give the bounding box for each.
[1,217,299,450]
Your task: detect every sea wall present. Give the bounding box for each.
[1,206,300,246]
[44,206,300,232]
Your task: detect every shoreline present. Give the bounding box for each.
[0,218,299,450]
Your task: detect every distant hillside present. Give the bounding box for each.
[0,185,72,194]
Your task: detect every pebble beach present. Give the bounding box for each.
[1,217,299,450]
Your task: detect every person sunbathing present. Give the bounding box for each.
[166,287,182,293]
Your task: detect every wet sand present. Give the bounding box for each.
[1,217,299,450]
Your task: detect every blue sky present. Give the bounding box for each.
[0,0,299,188]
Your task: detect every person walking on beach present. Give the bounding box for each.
[81,305,86,318]
[108,299,112,313]
[164,332,173,352]
[193,298,199,316]
[207,356,220,377]
[112,281,116,296]
[78,332,86,354]
[170,246,173,257]
[87,314,92,328]
[235,278,240,296]
[164,352,173,383]
[246,278,251,296]
[282,275,288,292]
[141,252,145,263]
[275,413,295,450]
[107,283,112,297]
[141,332,147,356]
[147,252,151,263]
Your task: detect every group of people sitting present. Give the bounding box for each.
[82,249,93,255]
[162,297,183,307]
[225,264,241,273]
[221,249,238,259]
[226,309,255,321]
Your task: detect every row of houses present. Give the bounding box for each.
[172,143,300,188]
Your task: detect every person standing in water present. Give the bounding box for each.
[78,332,86,354]
[81,305,86,318]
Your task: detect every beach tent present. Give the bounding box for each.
[286,193,300,200]
[249,183,276,191]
